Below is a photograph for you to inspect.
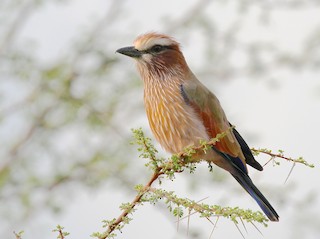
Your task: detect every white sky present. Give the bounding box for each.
[3,0,320,239]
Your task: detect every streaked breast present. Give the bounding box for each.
[144,80,209,154]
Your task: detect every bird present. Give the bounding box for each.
[116,32,279,221]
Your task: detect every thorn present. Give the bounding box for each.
[250,221,263,236]
[187,207,191,237]
[284,162,296,184]
[262,157,274,167]
[240,217,248,234]
[208,217,219,239]
[234,221,246,239]
[177,207,180,232]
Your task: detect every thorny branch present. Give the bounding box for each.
[97,171,162,239]
[2,1,318,238]
[52,225,69,239]
[94,128,314,238]
[251,148,314,168]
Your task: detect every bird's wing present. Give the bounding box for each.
[181,79,248,172]
[232,125,263,171]
[181,80,277,221]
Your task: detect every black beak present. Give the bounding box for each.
[116,46,142,58]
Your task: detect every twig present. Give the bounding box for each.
[99,170,163,239]
[251,148,314,168]
[0,1,34,55]
[13,231,23,239]
[52,225,69,239]
[0,106,54,172]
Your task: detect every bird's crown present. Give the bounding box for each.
[134,32,179,51]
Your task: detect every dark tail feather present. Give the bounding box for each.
[231,169,279,221]
[211,147,279,221]
[231,125,263,171]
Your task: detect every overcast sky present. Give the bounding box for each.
[2,1,320,239]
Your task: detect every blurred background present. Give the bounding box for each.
[0,0,319,238]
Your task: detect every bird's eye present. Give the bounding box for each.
[151,45,164,53]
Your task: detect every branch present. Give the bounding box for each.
[93,171,163,239]
[146,187,268,226]
[92,127,267,238]
[52,225,69,239]
[93,128,314,238]
[251,148,314,168]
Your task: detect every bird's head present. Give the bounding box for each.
[116,32,189,79]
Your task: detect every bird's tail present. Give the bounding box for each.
[231,168,279,221]
[211,147,279,221]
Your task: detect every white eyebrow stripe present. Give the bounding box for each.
[135,38,175,51]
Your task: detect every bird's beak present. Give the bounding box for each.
[116,46,142,58]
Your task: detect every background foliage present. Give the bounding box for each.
[0,0,319,238]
